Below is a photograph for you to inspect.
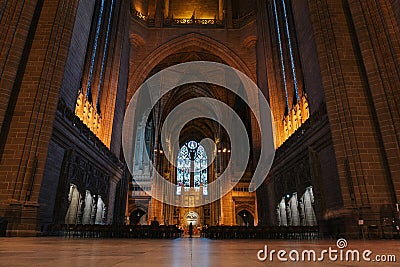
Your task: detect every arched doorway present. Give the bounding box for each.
[130,209,146,225]
[236,210,254,227]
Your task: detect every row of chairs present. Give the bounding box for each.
[44,224,318,240]
[45,224,183,239]
[202,226,319,239]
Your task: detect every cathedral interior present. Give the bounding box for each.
[0,0,399,243]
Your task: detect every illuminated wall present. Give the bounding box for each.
[133,0,148,15]
[168,0,219,19]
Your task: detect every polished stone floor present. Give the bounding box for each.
[0,237,399,267]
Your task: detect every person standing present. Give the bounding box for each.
[188,222,193,238]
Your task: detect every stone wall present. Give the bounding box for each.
[59,0,96,110]
[0,0,130,236]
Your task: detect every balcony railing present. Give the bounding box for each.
[131,9,255,29]
[164,18,224,27]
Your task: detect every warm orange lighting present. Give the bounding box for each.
[279,95,310,147]
[75,90,107,147]
[134,4,144,15]
[169,1,218,21]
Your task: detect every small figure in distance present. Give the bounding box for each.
[189,222,193,238]
[151,217,159,227]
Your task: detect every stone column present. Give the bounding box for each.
[307,0,400,236]
[164,0,169,18]
[225,0,232,28]
[218,0,224,20]
[107,176,119,224]
[0,0,80,236]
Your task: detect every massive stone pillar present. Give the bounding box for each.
[307,0,400,236]
[0,0,80,236]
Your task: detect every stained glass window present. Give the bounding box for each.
[177,140,208,195]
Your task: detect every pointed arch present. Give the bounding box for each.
[128,33,255,100]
